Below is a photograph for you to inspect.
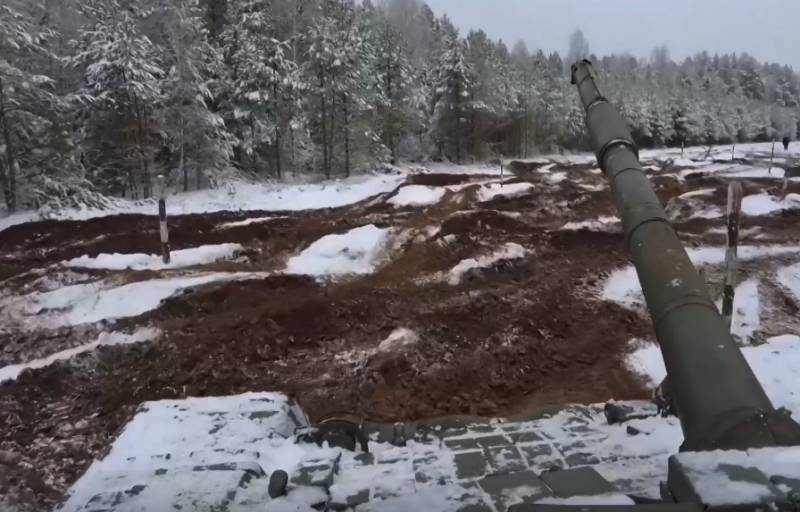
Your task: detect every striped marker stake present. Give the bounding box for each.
[721,182,743,331]
[158,175,171,264]
[500,152,504,188]
[769,140,776,174]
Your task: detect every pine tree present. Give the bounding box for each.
[161,0,233,191]
[365,15,415,164]
[0,1,62,211]
[73,0,165,198]
[219,0,278,176]
[432,33,472,163]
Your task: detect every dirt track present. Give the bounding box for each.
[1,161,799,509]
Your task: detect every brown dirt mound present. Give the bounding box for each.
[407,173,480,187]
[507,161,550,173]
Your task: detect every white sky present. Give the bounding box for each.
[424,0,800,69]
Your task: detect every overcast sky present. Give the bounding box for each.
[424,0,800,70]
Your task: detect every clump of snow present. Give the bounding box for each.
[377,328,419,352]
[670,157,705,168]
[2,272,270,330]
[544,172,567,184]
[625,341,666,387]
[417,162,506,176]
[536,494,635,506]
[679,188,716,199]
[628,335,800,414]
[741,193,800,216]
[689,206,723,220]
[218,216,287,229]
[0,327,161,383]
[388,185,446,207]
[448,243,527,285]
[65,243,244,270]
[285,225,390,277]
[561,215,620,232]
[476,182,533,202]
[777,262,800,301]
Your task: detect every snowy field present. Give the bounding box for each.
[3,143,800,511]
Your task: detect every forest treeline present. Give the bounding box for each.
[2,0,798,211]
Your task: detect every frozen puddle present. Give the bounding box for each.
[0,327,161,383]
[64,243,244,270]
[285,224,390,277]
[1,272,270,330]
[448,243,527,285]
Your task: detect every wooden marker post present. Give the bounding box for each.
[769,140,776,174]
[781,170,791,200]
[500,152,504,188]
[681,140,685,158]
[731,143,736,161]
[158,175,171,264]
[721,182,743,331]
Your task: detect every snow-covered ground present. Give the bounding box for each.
[64,243,243,270]
[0,172,406,233]
[603,245,800,308]
[742,193,800,216]
[1,272,271,331]
[285,225,390,278]
[777,262,800,301]
[0,327,160,383]
[561,215,620,232]
[476,182,533,202]
[628,335,800,414]
[5,148,800,511]
[217,216,287,229]
[388,185,447,207]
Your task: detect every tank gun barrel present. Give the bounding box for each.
[570,59,800,451]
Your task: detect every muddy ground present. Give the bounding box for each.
[1,159,798,509]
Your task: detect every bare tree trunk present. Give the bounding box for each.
[274,83,282,179]
[290,126,296,177]
[343,95,350,178]
[455,100,462,164]
[329,83,337,176]
[180,120,187,192]
[132,95,151,199]
[250,119,257,173]
[320,73,329,178]
[0,77,18,212]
